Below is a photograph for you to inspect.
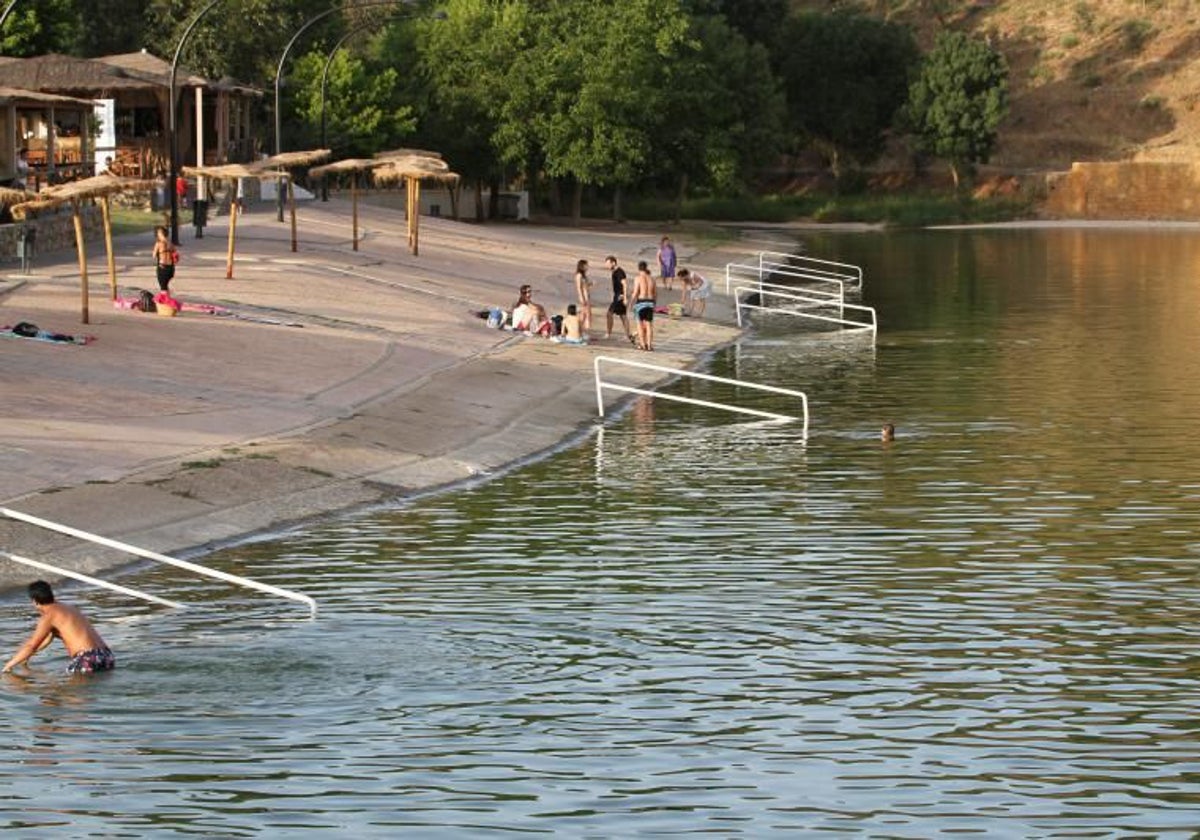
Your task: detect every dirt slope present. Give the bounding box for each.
[900,0,1200,169]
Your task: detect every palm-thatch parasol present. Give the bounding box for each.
[11,174,159,323]
[0,186,35,207]
[308,158,392,251]
[371,152,460,256]
[183,162,297,277]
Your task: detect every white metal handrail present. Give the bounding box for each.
[593,355,808,436]
[735,286,877,334]
[725,261,846,299]
[759,252,863,287]
[759,259,853,293]
[1,507,317,616]
[2,550,187,609]
[753,277,842,302]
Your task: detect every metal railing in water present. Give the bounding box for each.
[0,507,317,616]
[758,251,863,288]
[734,286,877,335]
[593,355,808,437]
[724,260,847,299]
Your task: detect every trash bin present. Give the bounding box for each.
[192,199,208,238]
[16,224,35,273]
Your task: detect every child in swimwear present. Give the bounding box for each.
[561,304,586,344]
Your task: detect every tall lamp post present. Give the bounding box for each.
[273,0,413,221]
[170,0,223,245]
[0,0,22,39]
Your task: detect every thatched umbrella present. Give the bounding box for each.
[308,158,390,251]
[183,163,291,278]
[259,148,331,234]
[372,153,460,256]
[12,174,158,323]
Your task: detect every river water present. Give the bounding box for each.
[3,227,1200,836]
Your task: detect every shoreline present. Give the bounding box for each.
[1,200,748,590]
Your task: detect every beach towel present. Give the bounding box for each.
[1,323,94,345]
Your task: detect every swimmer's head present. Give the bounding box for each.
[28,580,54,605]
[881,423,895,441]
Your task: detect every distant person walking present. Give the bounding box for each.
[152,225,179,292]
[657,235,677,291]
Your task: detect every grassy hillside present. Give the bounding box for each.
[873,0,1200,170]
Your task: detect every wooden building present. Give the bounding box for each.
[0,51,261,186]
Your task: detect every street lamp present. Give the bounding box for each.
[0,1,21,40]
[273,0,414,221]
[169,0,223,245]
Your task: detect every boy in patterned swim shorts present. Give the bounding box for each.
[3,580,115,675]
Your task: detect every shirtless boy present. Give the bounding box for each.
[631,260,657,351]
[3,581,115,675]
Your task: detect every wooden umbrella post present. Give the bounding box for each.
[351,172,359,252]
[71,199,89,324]
[412,178,421,257]
[225,193,238,279]
[100,195,117,300]
[288,177,297,253]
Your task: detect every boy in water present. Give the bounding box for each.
[3,581,115,675]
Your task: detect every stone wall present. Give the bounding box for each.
[1044,161,1200,219]
[0,205,104,260]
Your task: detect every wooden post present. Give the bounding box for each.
[225,192,238,279]
[406,177,414,253]
[100,195,117,300]
[411,178,420,257]
[71,199,89,324]
[351,172,359,251]
[288,178,297,252]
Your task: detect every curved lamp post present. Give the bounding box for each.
[170,0,223,244]
[0,0,21,39]
[273,0,414,221]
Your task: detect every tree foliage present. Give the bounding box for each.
[289,46,415,158]
[777,12,919,177]
[905,30,1009,187]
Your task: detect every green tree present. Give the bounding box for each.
[0,0,79,56]
[515,0,691,221]
[651,13,786,212]
[289,46,415,158]
[777,11,919,181]
[405,0,529,219]
[905,30,1008,189]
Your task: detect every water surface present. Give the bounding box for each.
[3,228,1200,836]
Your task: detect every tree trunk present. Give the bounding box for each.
[488,175,501,220]
[449,180,460,221]
[949,162,960,191]
[548,178,562,217]
[474,178,485,222]
[612,184,624,222]
[675,173,688,225]
[571,179,583,226]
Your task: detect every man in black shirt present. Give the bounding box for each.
[604,255,633,343]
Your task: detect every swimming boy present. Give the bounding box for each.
[3,581,115,675]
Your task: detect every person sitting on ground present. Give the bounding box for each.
[560,303,586,344]
[511,284,551,335]
[677,268,711,317]
[3,580,115,675]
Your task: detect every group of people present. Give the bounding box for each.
[570,237,711,352]
[489,236,713,353]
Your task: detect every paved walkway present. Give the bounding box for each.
[0,197,749,584]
